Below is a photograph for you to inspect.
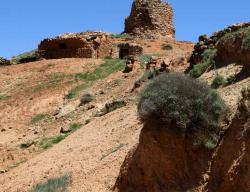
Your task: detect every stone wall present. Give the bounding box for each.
[124,0,175,39]
[38,32,112,59]
[118,43,143,59]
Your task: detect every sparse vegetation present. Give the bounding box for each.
[101,143,125,160]
[217,27,250,51]
[32,174,71,192]
[138,73,226,148]
[0,94,10,101]
[33,73,68,92]
[67,58,125,99]
[211,75,227,89]
[69,123,83,131]
[189,49,217,78]
[111,33,131,39]
[11,49,38,64]
[38,134,68,149]
[31,113,48,124]
[162,43,173,50]
[38,122,83,149]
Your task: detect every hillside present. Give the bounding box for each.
[0,39,193,191]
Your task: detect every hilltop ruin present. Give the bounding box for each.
[124,0,175,39]
[38,32,112,59]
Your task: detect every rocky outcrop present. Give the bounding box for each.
[115,122,213,192]
[115,88,250,192]
[189,22,250,68]
[207,88,250,192]
[124,0,175,39]
[0,57,11,66]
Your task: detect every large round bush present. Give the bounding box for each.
[138,73,226,148]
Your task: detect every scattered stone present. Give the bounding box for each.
[95,99,126,117]
[60,126,72,134]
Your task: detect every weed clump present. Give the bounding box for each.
[162,43,173,50]
[138,73,226,148]
[32,174,71,192]
[211,75,227,89]
[189,49,217,78]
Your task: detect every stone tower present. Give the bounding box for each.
[124,0,175,39]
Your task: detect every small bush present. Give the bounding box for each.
[32,174,71,192]
[80,93,94,105]
[162,43,173,50]
[211,75,226,89]
[138,73,226,148]
[189,49,217,78]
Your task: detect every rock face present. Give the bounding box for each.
[207,88,250,192]
[115,122,213,192]
[124,0,175,39]
[115,88,250,192]
[189,22,250,68]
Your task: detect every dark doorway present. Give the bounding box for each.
[119,48,129,59]
[59,43,67,49]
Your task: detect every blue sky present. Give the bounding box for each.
[0,0,249,58]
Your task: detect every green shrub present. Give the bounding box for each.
[80,93,94,105]
[226,75,236,85]
[211,75,226,89]
[242,29,250,51]
[162,43,173,50]
[32,174,71,192]
[189,49,217,78]
[31,114,48,124]
[138,73,226,148]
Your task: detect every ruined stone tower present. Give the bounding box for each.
[124,0,175,39]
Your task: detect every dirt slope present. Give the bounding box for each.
[0,39,193,191]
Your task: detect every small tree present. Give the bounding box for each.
[138,73,226,148]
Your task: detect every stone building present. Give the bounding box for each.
[124,0,175,39]
[38,32,112,59]
[118,43,143,59]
